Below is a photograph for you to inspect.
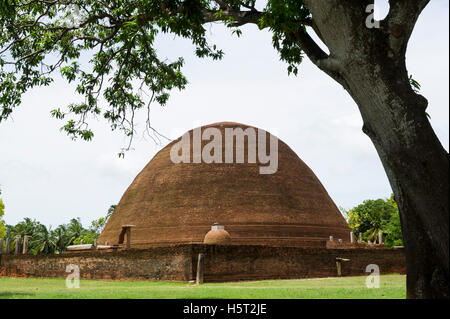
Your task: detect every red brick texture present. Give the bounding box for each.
[99,122,351,248]
[0,244,405,282]
[0,246,192,281]
[191,245,406,282]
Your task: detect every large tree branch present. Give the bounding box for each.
[203,2,312,28]
[203,6,339,80]
[289,28,347,88]
[291,28,327,66]
[203,7,264,27]
[385,0,431,56]
[204,2,344,86]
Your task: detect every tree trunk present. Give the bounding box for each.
[297,0,449,298]
[342,59,449,299]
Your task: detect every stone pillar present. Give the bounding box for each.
[350,232,355,243]
[126,228,131,249]
[196,253,204,285]
[378,232,383,244]
[0,238,3,255]
[22,235,29,254]
[336,258,350,276]
[5,238,10,254]
[336,260,342,277]
[15,237,21,254]
[120,225,135,249]
[358,233,363,243]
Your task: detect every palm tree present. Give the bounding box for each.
[53,224,72,253]
[10,218,40,239]
[67,218,84,241]
[6,218,43,252]
[32,225,57,254]
[366,220,383,244]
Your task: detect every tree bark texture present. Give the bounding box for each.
[299,0,449,298]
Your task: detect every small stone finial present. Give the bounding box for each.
[329,236,334,241]
[211,222,225,230]
[338,239,343,244]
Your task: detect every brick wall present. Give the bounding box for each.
[191,245,406,282]
[0,246,192,281]
[0,244,405,282]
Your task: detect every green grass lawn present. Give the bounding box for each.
[0,274,405,299]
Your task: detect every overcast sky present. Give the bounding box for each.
[0,1,448,228]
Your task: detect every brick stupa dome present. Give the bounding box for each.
[99,122,350,248]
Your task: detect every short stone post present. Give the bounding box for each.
[350,232,355,243]
[196,253,204,285]
[378,231,383,244]
[336,260,342,276]
[0,238,3,255]
[335,257,350,277]
[80,239,84,245]
[358,233,363,243]
[338,239,343,244]
[329,236,334,241]
[15,237,21,254]
[22,235,29,254]
[5,238,10,254]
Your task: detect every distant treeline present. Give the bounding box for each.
[1,204,115,255]
[0,189,403,254]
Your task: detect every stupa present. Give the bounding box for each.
[99,122,350,248]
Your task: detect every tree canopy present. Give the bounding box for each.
[0,0,312,152]
[346,194,403,248]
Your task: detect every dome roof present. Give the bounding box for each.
[99,122,350,248]
[204,224,232,245]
